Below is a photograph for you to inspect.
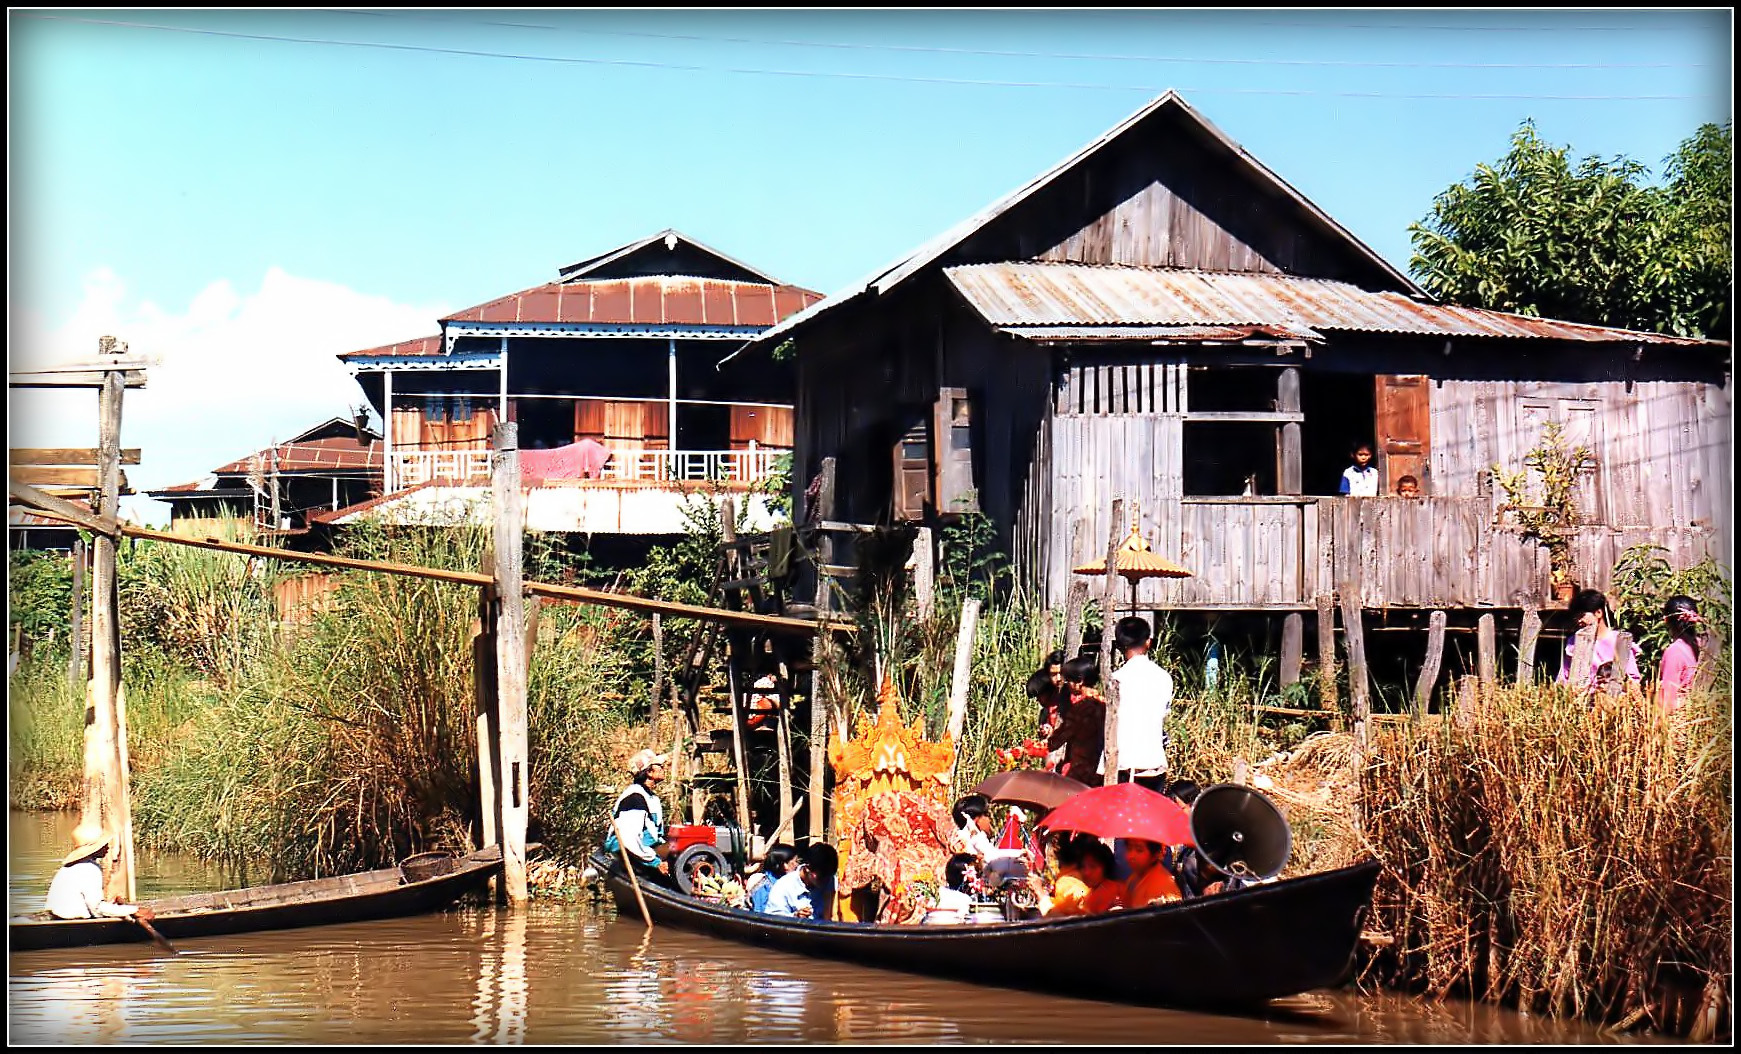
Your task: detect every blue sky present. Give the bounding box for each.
[7,9,1731,517]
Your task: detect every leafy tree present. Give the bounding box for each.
[1409,120,1732,339]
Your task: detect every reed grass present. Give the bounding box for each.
[1357,682,1732,1037]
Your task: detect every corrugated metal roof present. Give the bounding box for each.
[746,89,1424,351]
[340,335,444,361]
[951,263,1716,346]
[440,276,824,328]
[998,323,1322,343]
[559,229,781,285]
[212,438,382,476]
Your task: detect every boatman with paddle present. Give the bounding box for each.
[607,749,672,885]
[46,823,149,921]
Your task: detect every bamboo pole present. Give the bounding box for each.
[1414,610,1448,714]
[1098,499,1125,782]
[492,424,529,906]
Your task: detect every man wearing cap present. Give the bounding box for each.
[46,823,146,920]
[607,749,672,885]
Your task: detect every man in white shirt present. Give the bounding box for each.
[1103,616,1175,792]
[764,843,838,920]
[46,826,142,920]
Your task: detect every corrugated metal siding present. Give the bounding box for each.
[441,277,823,328]
[949,263,1715,346]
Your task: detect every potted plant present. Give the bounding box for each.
[1491,421,1597,603]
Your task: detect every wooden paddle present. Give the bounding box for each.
[618,844,655,931]
[130,912,179,954]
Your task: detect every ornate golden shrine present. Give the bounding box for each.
[827,677,958,923]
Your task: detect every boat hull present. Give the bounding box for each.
[10,847,502,952]
[594,852,1380,1007]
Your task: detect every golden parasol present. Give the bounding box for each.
[1072,506,1193,611]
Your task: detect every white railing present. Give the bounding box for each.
[600,447,786,484]
[389,447,786,489]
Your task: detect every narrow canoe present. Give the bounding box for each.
[10,847,502,952]
[593,852,1381,1008]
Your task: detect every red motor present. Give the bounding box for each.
[666,824,747,894]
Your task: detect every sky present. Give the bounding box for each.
[6,9,1732,523]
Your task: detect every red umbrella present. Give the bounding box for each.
[1036,783,1194,847]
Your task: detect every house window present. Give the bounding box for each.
[1181,364,1300,497]
[424,395,449,424]
[453,395,473,423]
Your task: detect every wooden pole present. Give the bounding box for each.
[491,423,529,906]
[1515,608,1543,685]
[1414,610,1448,714]
[650,613,664,734]
[726,661,754,838]
[772,675,796,848]
[69,537,86,685]
[945,598,981,745]
[1098,500,1125,782]
[1569,627,1596,687]
[913,526,935,621]
[1315,593,1338,713]
[85,347,132,902]
[1477,613,1497,685]
[1606,632,1634,696]
[473,586,501,853]
[807,456,836,845]
[1063,578,1089,659]
[1279,613,1304,688]
[1338,587,1370,744]
[618,844,654,931]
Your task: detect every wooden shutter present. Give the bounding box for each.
[574,400,606,443]
[1375,374,1431,494]
[603,401,647,451]
[933,387,978,515]
[893,422,929,521]
[730,405,795,449]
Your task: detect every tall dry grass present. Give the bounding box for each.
[1358,682,1732,1036]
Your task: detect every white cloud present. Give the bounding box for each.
[9,268,446,524]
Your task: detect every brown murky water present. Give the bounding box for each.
[8,811,1658,1044]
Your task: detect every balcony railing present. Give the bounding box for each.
[389,447,787,490]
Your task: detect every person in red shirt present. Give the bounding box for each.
[1047,657,1105,786]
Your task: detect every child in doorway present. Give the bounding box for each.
[1339,442,1380,497]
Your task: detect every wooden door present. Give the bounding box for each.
[1375,374,1431,495]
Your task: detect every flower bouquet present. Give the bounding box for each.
[994,737,1051,772]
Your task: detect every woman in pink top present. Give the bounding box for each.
[1556,589,1641,692]
[1656,595,1704,714]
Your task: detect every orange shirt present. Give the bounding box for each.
[1126,865,1182,908]
[1083,878,1125,914]
[1046,874,1092,916]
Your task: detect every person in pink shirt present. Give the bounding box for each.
[1556,589,1641,693]
[1655,595,1705,715]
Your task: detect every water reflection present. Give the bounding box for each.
[7,812,1669,1044]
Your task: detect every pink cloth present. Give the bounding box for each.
[1657,639,1699,713]
[1556,630,1642,690]
[520,439,611,483]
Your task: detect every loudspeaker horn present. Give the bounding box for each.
[1189,784,1291,881]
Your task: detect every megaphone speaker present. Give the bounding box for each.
[1189,784,1291,881]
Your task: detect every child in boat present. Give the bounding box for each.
[765,842,838,921]
[747,844,799,914]
[1049,839,1123,916]
[1121,839,1183,909]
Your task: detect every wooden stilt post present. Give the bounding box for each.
[1098,500,1125,782]
[806,457,836,845]
[1337,583,1369,744]
[719,499,755,837]
[772,672,796,848]
[945,598,981,746]
[491,423,529,906]
[1515,608,1543,685]
[650,613,664,734]
[1063,579,1089,660]
[69,537,86,686]
[1477,613,1497,686]
[84,342,133,902]
[1569,627,1596,687]
[473,586,501,855]
[1606,632,1634,697]
[1315,593,1338,714]
[913,526,935,622]
[1280,613,1304,688]
[1414,610,1448,715]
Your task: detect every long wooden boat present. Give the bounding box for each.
[10,847,502,952]
[592,851,1381,1007]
